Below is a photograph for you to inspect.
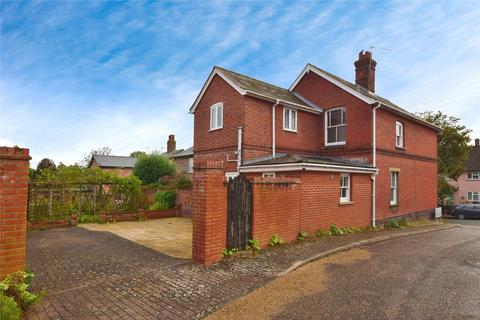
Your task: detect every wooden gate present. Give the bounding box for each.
[226,175,252,249]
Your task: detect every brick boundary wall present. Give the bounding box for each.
[192,161,227,265]
[0,146,31,280]
[252,177,302,247]
[177,189,193,217]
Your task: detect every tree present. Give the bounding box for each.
[36,158,56,171]
[133,153,176,185]
[129,151,146,158]
[417,111,471,204]
[81,146,112,167]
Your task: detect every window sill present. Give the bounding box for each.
[325,143,346,148]
[283,128,298,133]
[395,146,406,150]
[209,127,223,132]
[339,201,354,206]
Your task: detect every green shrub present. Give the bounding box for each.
[133,153,176,185]
[268,234,284,246]
[330,224,344,236]
[0,294,21,320]
[385,220,400,228]
[315,229,331,238]
[298,231,309,241]
[150,191,176,210]
[175,174,192,189]
[0,271,40,311]
[79,214,99,224]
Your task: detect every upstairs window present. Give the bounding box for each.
[325,108,346,146]
[262,172,275,178]
[390,171,399,205]
[283,108,297,132]
[340,174,351,203]
[210,103,223,130]
[396,121,404,148]
[467,172,480,180]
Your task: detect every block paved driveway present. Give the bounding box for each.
[25,223,452,319]
[80,217,193,259]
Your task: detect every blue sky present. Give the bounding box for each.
[1,1,479,166]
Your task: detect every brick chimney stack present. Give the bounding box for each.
[354,50,377,92]
[167,135,176,153]
[475,138,479,147]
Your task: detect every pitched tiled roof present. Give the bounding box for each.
[305,64,441,131]
[170,146,193,159]
[242,153,373,169]
[91,155,136,168]
[217,67,322,112]
[465,145,480,171]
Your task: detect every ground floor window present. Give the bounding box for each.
[467,191,479,202]
[390,171,399,205]
[340,173,350,203]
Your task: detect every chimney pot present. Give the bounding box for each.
[475,138,479,147]
[167,135,176,153]
[354,50,377,92]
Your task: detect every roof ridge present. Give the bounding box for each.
[94,154,134,159]
[215,66,291,93]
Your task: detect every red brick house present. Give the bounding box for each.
[190,51,440,232]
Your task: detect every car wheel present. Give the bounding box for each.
[458,213,466,220]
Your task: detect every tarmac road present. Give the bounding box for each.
[208,226,480,320]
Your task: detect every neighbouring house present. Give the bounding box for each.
[190,51,440,232]
[450,138,480,204]
[88,154,136,177]
[164,134,194,179]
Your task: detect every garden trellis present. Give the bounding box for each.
[27,181,143,222]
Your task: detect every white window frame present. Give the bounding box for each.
[390,171,399,205]
[340,173,350,203]
[467,191,479,202]
[325,107,346,146]
[395,121,404,148]
[209,102,223,131]
[188,158,193,174]
[467,172,480,180]
[262,172,275,178]
[283,107,297,132]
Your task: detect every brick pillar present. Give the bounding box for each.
[192,161,226,265]
[0,146,31,280]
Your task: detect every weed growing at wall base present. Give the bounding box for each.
[268,234,284,246]
[298,231,309,241]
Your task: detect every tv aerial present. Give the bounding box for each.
[369,46,392,52]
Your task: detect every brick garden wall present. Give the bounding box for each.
[0,146,31,280]
[177,189,193,217]
[251,177,301,246]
